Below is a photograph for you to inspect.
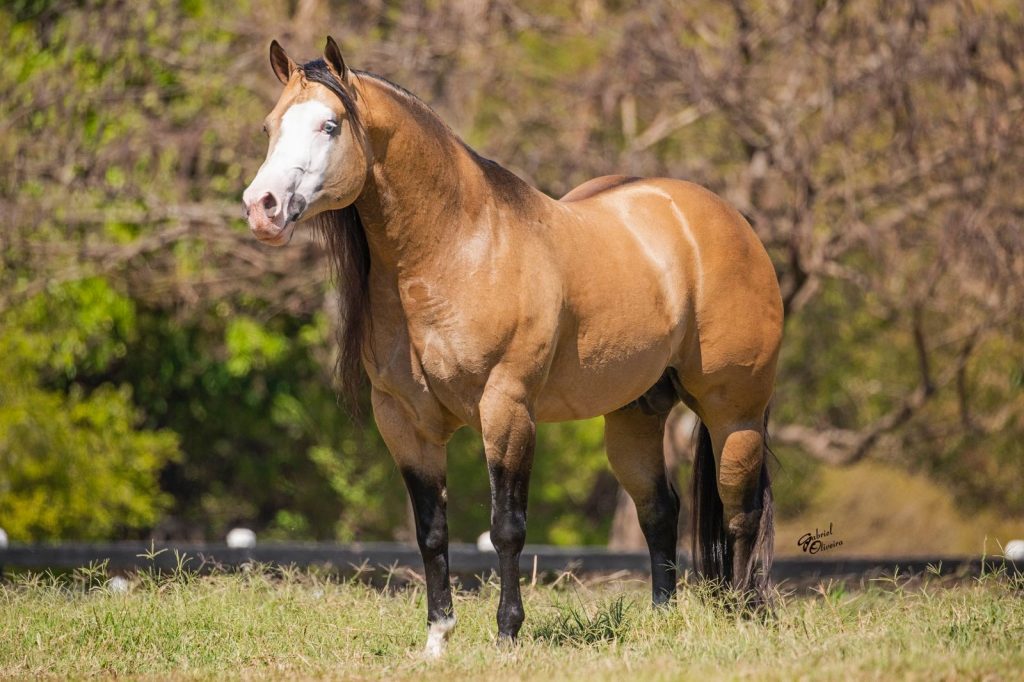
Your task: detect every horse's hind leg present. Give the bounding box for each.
[697,414,773,603]
[371,389,455,658]
[605,403,680,604]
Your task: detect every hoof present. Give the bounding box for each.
[423,616,456,659]
[652,588,676,608]
[496,631,518,648]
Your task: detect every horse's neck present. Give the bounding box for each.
[352,75,544,279]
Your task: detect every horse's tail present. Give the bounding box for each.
[749,413,774,598]
[690,413,775,597]
[691,420,728,583]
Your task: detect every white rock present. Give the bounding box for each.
[0,528,7,549]
[1004,539,1024,562]
[476,531,495,553]
[226,527,257,549]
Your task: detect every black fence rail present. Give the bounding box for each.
[2,542,1017,583]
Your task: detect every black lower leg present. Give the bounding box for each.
[488,460,531,640]
[728,507,762,597]
[638,475,681,605]
[402,469,453,623]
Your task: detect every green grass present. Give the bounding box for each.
[1,560,1022,680]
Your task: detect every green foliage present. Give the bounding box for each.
[775,277,913,430]
[922,334,1024,515]
[0,279,179,540]
[444,419,613,545]
[109,308,405,541]
[224,316,289,377]
[534,420,613,544]
[0,385,178,540]
[0,0,418,543]
[2,0,1021,547]
[0,0,262,215]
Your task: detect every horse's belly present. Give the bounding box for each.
[534,325,682,422]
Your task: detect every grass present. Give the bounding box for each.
[1,559,1022,680]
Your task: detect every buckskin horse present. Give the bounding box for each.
[243,38,783,657]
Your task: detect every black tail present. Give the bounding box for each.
[691,421,729,583]
[690,415,775,596]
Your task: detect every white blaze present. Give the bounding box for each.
[243,100,336,220]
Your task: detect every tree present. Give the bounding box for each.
[2,0,1021,544]
[0,279,179,540]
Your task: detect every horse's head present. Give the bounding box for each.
[243,37,369,246]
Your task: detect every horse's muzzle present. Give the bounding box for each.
[246,191,294,246]
[287,194,307,223]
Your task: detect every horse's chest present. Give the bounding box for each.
[367,288,496,422]
[405,320,493,404]
[400,282,497,379]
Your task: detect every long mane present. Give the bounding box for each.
[300,59,371,406]
[314,205,371,407]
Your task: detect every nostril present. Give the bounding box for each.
[260,192,278,213]
[287,194,307,222]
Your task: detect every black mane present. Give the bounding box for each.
[299,59,370,407]
[300,59,360,127]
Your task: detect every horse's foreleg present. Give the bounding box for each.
[401,468,455,656]
[604,405,680,605]
[371,389,454,657]
[480,381,536,643]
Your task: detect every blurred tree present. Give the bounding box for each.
[0,279,179,540]
[1,0,1021,545]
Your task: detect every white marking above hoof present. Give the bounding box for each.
[424,616,457,659]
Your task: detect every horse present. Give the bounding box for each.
[243,37,783,657]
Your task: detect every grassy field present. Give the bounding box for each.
[1,560,1022,681]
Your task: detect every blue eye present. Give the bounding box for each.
[322,120,338,135]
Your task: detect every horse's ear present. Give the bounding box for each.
[269,40,296,85]
[324,36,350,84]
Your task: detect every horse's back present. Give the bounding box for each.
[562,176,780,325]
[559,175,644,202]
[557,175,779,319]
